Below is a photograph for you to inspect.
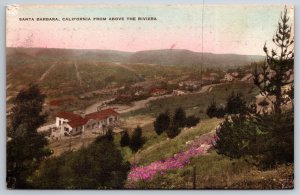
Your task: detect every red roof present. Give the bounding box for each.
[68,117,89,128]
[151,88,166,94]
[85,108,120,120]
[56,111,82,121]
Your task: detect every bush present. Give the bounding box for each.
[33,134,130,189]
[215,111,294,169]
[206,99,225,118]
[215,115,257,159]
[120,130,130,147]
[226,92,248,115]
[206,99,218,118]
[253,111,294,168]
[166,125,181,139]
[130,126,145,153]
[173,107,186,128]
[185,116,200,128]
[154,111,170,135]
[215,106,226,118]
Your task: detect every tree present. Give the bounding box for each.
[215,7,294,169]
[105,127,114,142]
[120,130,130,147]
[214,115,258,159]
[7,84,51,188]
[173,107,186,128]
[225,92,248,115]
[253,7,294,114]
[206,99,218,118]
[215,106,226,118]
[166,125,181,139]
[129,126,144,153]
[185,116,200,128]
[33,134,130,189]
[206,99,225,118]
[154,111,170,135]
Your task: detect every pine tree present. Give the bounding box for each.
[206,99,218,118]
[225,92,247,115]
[173,107,186,128]
[129,126,144,153]
[185,116,200,128]
[120,130,130,147]
[253,7,294,114]
[154,111,170,135]
[166,125,181,139]
[7,84,51,188]
[105,127,114,142]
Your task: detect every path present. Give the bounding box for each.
[74,61,82,86]
[84,83,224,114]
[39,63,56,81]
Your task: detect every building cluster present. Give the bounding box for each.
[42,108,120,139]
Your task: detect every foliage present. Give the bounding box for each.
[215,111,294,169]
[120,130,131,147]
[206,99,226,118]
[214,115,258,159]
[130,126,145,153]
[128,132,215,185]
[154,111,171,135]
[185,116,200,128]
[33,134,130,189]
[166,125,181,139]
[172,107,186,128]
[253,7,294,114]
[7,84,51,188]
[252,111,294,168]
[105,127,114,142]
[225,92,248,115]
[206,99,218,118]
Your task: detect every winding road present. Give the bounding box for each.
[84,83,223,114]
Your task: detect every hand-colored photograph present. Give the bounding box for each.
[6,4,294,189]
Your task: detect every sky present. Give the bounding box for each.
[6,4,294,55]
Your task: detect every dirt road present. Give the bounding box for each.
[84,83,223,114]
[39,63,56,81]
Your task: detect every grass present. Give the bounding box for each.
[77,61,141,91]
[133,118,222,166]
[134,151,294,189]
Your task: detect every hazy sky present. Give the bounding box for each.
[6,4,294,55]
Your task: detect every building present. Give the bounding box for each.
[173,90,185,96]
[150,88,167,96]
[223,73,235,82]
[55,108,120,136]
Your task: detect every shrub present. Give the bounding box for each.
[225,92,248,115]
[185,116,200,128]
[166,125,181,139]
[120,130,130,147]
[173,107,186,128]
[154,111,170,135]
[130,126,145,153]
[206,99,218,118]
[215,111,294,169]
[33,134,130,189]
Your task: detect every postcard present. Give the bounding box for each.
[6,4,294,189]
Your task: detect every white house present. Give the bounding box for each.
[223,73,235,82]
[55,108,120,136]
[173,90,185,96]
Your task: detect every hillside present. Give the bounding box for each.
[7,47,264,69]
[128,49,264,68]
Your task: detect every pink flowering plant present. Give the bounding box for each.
[127,135,217,185]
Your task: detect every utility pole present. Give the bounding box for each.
[193,166,197,189]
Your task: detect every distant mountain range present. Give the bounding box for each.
[7,47,264,69]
